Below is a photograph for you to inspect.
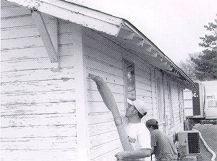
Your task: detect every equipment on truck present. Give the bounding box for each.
[184,80,217,127]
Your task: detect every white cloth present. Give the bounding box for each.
[127,123,152,161]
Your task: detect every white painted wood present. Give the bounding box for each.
[1,125,77,138]
[1,113,76,127]
[73,25,90,161]
[1,136,77,150]
[1,101,76,115]
[90,140,121,159]
[1,89,76,104]
[6,0,122,36]
[1,5,30,18]
[89,121,116,136]
[1,67,75,83]
[1,150,77,161]
[31,11,58,62]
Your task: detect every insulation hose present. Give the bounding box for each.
[89,74,133,151]
[193,129,216,161]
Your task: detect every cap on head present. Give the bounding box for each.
[146,119,158,127]
[127,99,148,115]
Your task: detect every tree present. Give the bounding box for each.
[190,16,217,81]
[178,57,196,80]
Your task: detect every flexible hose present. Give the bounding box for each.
[193,129,216,161]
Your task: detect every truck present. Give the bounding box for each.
[184,80,217,126]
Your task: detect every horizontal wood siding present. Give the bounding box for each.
[83,28,154,161]
[83,29,123,161]
[1,1,79,160]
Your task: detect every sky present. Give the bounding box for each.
[67,0,217,63]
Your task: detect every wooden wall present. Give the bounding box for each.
[1,1,83,161]
[1,1,186,161]
[83,28,186,161]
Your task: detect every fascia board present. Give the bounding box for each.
[6,0,123,36]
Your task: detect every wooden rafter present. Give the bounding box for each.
[31,11,59,63]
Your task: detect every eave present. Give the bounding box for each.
[6,0,197,90]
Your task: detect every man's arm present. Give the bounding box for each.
[115,148,152,160]
[89,74,133,151]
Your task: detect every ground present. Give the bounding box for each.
[194,124,217,161]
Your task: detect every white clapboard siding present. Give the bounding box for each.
[1,101,76,116]
[1,89,76,105]
[1,5,31,18]
[83,27,155,161]
[88,101,124,113]
[92,148,120,161]
[1,1,81,160]
[0,136,77,150]
[1,150,77,161]
[1,113,76,127]
[90,140,121,159]
[1,79,76,94]
[1,67,75,83]
[89,121,116,136]
[88,112,114,125]
[1,45,75,62]
[90,130,119,148]
[1,125,77,138]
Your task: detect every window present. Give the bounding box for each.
[123,59,136,100]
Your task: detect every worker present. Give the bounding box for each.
[115,99,152,161]
[89,74,151,160]
[145,119,178,161]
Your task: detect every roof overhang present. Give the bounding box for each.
[6,0,197,90]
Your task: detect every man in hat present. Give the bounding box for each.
[89,74,151,160]
[115,99,152,161]
[146,119,178,161]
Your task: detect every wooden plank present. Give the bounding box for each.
[1,79,76,94]
[87,90,124,102]
[83,29,123,60]
[1,36,44,51]
[31,11,58,62]
[1,113,76,127]
[1,89,76,105]
[84,45,123,69]
[0,136,76,150]
[1,14,54,29]
[86,57,123,77]
[1,101,76,116]
[1,150,77,161]
[1,26,39,39]
[1,55,77,72]
[1,5,31,18]
[89,121,116,136]
[1,0,18,7]
[88,112,114,125]
[86,68,124,85]
[88,101,124,113]
[90,131,119,148]
[88,80,124,93]
[72,25,90,161]
[90,140,121,159]
[92,148,120,161]
[1,45,74,61]
[1,125,77,138]
[1,67,75,83]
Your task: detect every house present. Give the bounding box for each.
[1,0,196,161]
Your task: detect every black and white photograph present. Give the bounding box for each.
[1,0,217,161]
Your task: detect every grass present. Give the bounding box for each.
[194,124,217,161]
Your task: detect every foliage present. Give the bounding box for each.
[190,16,217,81]
[178,58,196,80]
